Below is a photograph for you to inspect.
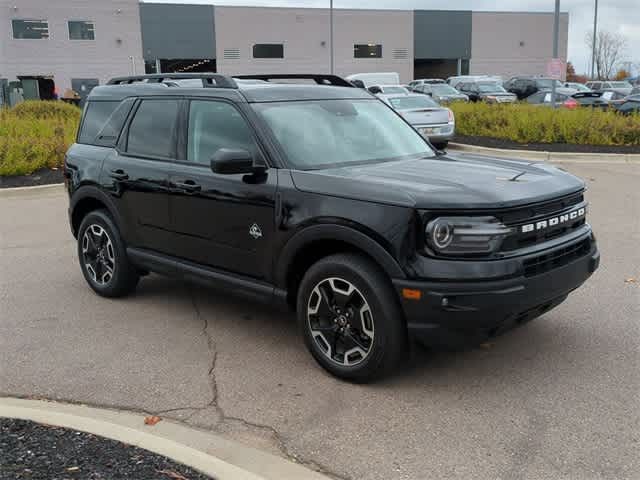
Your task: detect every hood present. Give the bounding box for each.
[290,154,585,210]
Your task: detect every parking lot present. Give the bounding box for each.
[1,160,638,480]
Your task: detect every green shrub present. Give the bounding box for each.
[450,102,640,146]
[0,101,81,176]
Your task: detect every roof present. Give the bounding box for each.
[89,73,374,103]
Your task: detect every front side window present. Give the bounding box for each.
[354,44,382,58]
[68,21,95,40]
[187,101,258,165]
[127,100,179,158]
[253,44,284,59]
[12,19,49,39]
[253,99,433,170]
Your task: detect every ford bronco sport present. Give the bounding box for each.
[65,73,599,381]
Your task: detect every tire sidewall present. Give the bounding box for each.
[297,255,404,381]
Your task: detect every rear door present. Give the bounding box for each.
[167,99,277,280]
[101,98,179,254]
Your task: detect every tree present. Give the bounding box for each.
[565,62,587,83]
[614,69,630,81]
[586,30,628,80]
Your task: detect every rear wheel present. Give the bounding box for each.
[432,141,448,150]
[297,254,407,382]
[77,210,139,298]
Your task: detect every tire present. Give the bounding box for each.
[77,209,139,298]
[297,253,408,382]
[432,141,448,150]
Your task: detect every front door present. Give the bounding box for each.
[168,99,277,280]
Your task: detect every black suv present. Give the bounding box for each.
[65,73,599,381]
[504,76,565,100]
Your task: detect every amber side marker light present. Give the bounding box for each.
[402,288,422,300]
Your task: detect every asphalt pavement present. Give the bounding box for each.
[1,162,638,480]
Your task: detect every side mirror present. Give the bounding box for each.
[211,148,263,175]
[368,86,382,94]
[350,79,365,89]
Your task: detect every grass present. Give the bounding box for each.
[0,101,81,176]
[450,102,640,146]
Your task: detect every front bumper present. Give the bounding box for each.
[393,234,599,349]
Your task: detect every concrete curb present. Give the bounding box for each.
[0,183,64,197]
[448,142,640,164]
[0,397,329,480]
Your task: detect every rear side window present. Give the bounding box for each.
[126,99,180,159]
[78,101,119,144]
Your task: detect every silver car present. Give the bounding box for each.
[379,93,454,149]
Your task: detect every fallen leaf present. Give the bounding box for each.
[156,470,189,480]
[144,415,162,426]
[66,466,80,472]
[624,277,637,284]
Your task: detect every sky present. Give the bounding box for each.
[147,0,639,76]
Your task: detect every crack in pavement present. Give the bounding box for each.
[187,287,350,480]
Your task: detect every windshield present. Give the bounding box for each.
[610,81,632,88]
[389,96,440,109]
[253,99,433,170]
[477,82,506,93]
[431,84,461,95]
[536,78,563,89]
[382,86,408,94]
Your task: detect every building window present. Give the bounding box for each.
[68,21,95,40]
[354,44,382,58]
[12,19,49,39]
[253,44,284,59]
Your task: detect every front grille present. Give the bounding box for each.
[500,193,586,251]
[523,239,591,277]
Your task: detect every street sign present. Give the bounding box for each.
[546,58,565,80]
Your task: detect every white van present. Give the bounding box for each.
[346,72,400,88]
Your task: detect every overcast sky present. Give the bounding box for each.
[146,0,639,75]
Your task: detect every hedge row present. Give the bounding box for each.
[0,101,81,176]
[450,102,640,146]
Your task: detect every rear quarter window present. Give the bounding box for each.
[78,101,119,145]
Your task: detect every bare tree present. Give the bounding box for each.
[586,30,628,80]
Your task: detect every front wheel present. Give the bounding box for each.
[297,254,408,382]
[77,210,139,298]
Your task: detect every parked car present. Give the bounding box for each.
[346,72,400,89]
[378,93,454,149]
[65,73,599,381]
[457,81,517,103]
[527,90,610,110]
[564,82,591,92]
[447,75,502,88]
[504,76,565,100]
[411,83,469,104]
[368,84,410,95]
[613,94,640,115]
[585,80,633,96]
[600,90,629,106]
[408,79,446,90]
[631,86,640,96]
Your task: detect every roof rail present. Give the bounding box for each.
[234,74,354,88]
[107,73,238,89]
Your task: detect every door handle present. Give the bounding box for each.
[174,181,202,192]
[110,169,129,180]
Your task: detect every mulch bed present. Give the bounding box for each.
[0,168,64,189]
[454,134,640,154]
[0,418,212,480]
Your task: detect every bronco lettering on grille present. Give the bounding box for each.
[521,207,585,233]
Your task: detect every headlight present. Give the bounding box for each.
[425,216,513,256]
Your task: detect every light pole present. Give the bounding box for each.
[591,0,598,79]
[550,0,560,108]
[329,0,334,74]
